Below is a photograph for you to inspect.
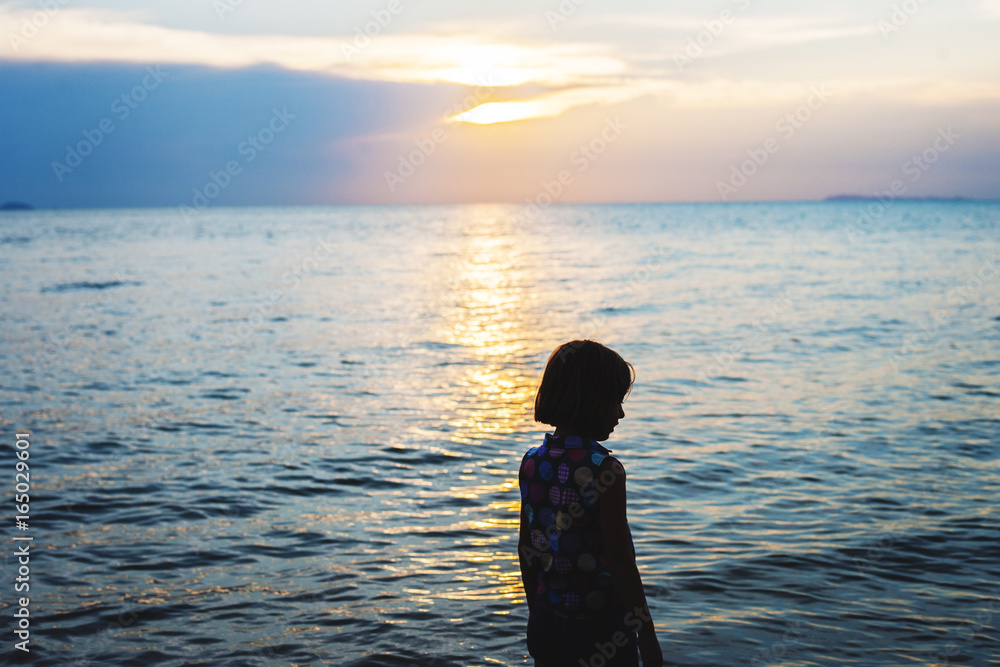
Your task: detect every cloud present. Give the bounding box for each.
[3,4,999,126]
[0,5,623,87]
[449,76,1000,127]
[732,20,880,48]
[0,61,455,208]
[979,0,1000,18]
[591,13,880,47]
[0,4,644,120]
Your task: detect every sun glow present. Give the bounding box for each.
[449,83,665,124]
[433,206,544,441]
[452,101,550,125]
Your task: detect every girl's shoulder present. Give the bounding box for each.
[590,442,621,466]
[519,444,545,473]
[522,443,545,460]
[596,452,627,477]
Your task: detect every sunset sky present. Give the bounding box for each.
[1,0,999,207]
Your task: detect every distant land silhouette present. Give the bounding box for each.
[825,195,974,203]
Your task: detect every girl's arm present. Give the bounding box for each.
[598,458,662,666]
[518,503,537,608]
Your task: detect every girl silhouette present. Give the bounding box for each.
[519,340,662,667]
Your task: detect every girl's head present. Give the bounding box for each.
[534,340,634,441]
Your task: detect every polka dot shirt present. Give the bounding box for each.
[519,433,632,619]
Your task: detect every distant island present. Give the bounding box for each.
[0,202,34,211]
[824,195,974,203]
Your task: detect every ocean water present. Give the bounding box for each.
[1,202,998,666]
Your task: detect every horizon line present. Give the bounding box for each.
[3,196,999,213]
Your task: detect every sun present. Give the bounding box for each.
[451,101,551,125]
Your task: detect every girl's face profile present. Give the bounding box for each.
[535,339,633,441]
[595,400,625,441]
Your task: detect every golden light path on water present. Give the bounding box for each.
[432,206,553,613]
[442,207,540,439]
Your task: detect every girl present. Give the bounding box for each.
[519,340,662,667]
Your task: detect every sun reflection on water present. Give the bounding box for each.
[418,205,562,611]
[439,205,547,442]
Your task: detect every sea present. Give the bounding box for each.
[1,202,998,666]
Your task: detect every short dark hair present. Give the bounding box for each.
[533,340,634,434]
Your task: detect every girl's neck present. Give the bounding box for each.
[553,426,593,439]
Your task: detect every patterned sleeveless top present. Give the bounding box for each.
[519,433,633,618]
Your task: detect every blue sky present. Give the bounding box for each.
[1,0,998,206]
